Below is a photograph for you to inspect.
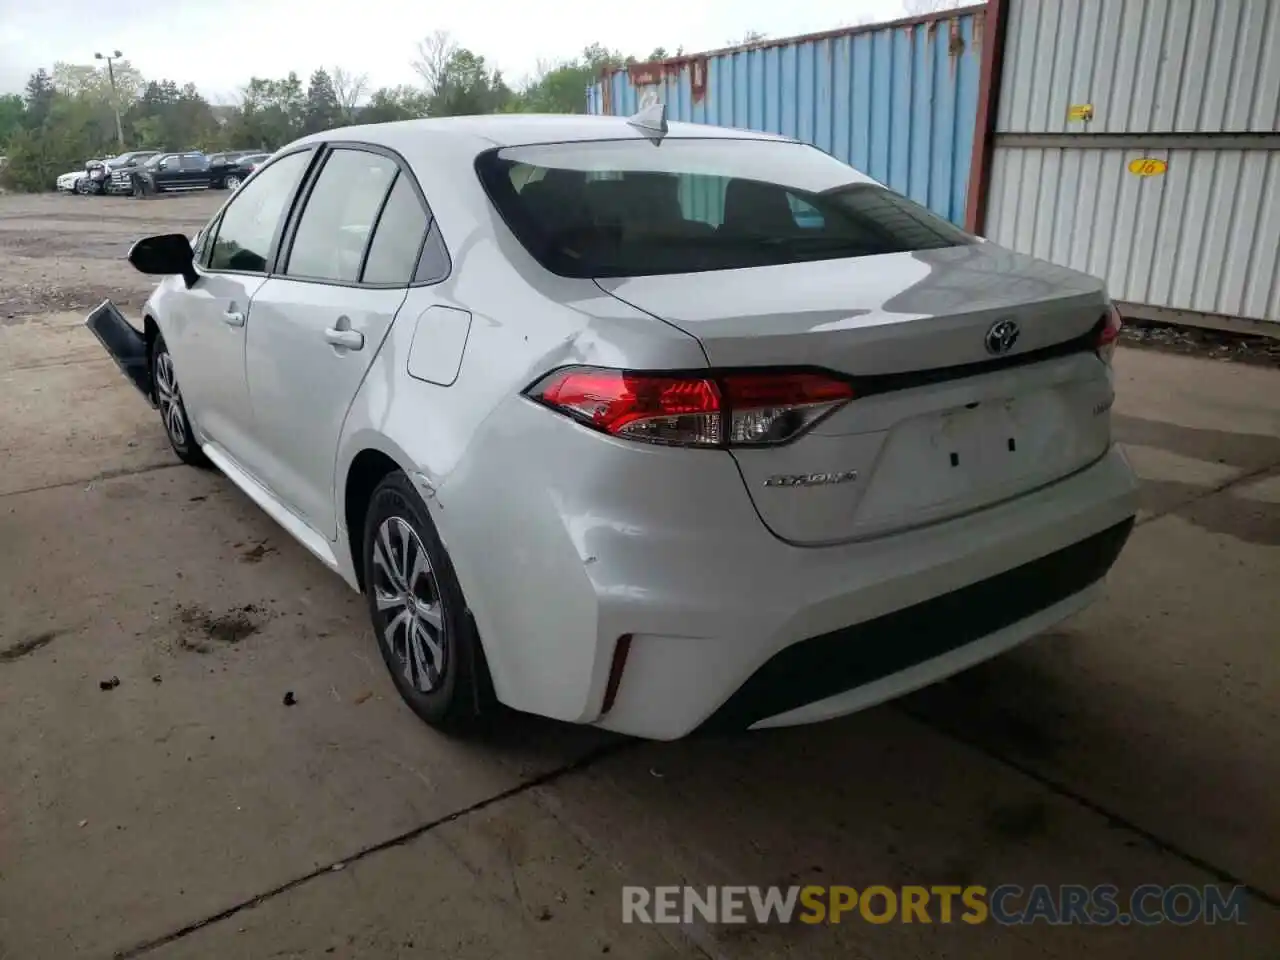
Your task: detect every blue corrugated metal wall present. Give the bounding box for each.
[586,8,984,226]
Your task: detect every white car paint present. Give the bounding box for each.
[56,170,84,192]
[133,115,1138,740]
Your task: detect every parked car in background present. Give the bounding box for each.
[222,153,270,191]
[57,168,87,193]
[86,113,1138,741]
[207,150,263,189]
[84,151,161,194]
[111,152,215,195]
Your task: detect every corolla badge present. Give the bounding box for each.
[985,318,1021,355]
[763,469,858,488]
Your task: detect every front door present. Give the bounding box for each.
[168,148,315,469]
[165,272,264,462]
[243,147,429,538]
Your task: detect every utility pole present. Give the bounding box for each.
[95,50,126,150]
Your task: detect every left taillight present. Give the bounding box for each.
[1097,304,1122,365]
[525,367,855,448]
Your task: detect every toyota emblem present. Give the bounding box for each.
[985,318,1021,355]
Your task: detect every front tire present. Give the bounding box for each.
[151,335,208,467]
[362,471,494,733]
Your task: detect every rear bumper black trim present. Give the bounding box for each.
[700,517,1135,733]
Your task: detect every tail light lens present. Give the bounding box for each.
[1097,304,1122,365]
[527,367,855,448]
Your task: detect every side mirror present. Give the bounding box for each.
[128,234,198,288]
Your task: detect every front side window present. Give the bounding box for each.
[207,150,312,274]
[284,149,398,283]
[476,138,973,278]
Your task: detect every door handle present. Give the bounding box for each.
[223,309,245,327]
[324,326,364,351]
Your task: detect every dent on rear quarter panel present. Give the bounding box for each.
[335,236,708,718]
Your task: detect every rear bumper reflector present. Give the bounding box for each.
[600,634,633,716]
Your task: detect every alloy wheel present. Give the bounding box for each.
[225,175,241,191]
[371,516,448,693]
[153,349,187,448]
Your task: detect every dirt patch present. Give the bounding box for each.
[238,541,278,564]
[1121,320,1280,368]
[0,629,60,663]
[174,603,265,653]
[0,191,223,322]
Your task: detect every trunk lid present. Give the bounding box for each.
[597,244,1116,544]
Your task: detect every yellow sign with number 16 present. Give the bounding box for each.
[1128,158,1168,177]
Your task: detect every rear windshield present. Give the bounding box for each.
[475,138,973,279]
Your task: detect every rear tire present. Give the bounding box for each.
[224,174,242,191]
[362,471,495,734]
[151,335,209,467]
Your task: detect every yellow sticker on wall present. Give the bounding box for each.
[1128,158,1168,177]
[1067,104,1094,122]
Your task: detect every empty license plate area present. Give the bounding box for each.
[854,387,1090,526]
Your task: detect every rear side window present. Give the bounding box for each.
[475,138,973,279]
[285,149,397,283]
[361,173,429,284]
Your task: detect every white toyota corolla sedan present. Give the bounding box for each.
[87,110,1138,740]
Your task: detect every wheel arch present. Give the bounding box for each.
[343,447,402,593]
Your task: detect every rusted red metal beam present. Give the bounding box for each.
[601,3,987,81]
[965,0,1009,235]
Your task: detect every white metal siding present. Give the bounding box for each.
[986,0,1280,329]
[987,147,1280,323]
[998,0,1280,134]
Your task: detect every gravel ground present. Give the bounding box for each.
[0,191,223,324]
[1120,321,1280,367]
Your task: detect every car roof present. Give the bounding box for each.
[290,113,798,154]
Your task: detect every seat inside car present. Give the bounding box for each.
[722,177,805,236]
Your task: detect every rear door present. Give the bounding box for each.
[179,153,212,189]
[243,145,431,538]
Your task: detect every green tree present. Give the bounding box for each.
[52,60,145,104]
[303,69,341,134]
[226,73,306,149]
[124,80,219,149]
[517,44,630,114]
[23,70,57,129]
[0,94,25,146]
[359,86,430,125]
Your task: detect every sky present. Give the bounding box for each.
[0,0,936,102]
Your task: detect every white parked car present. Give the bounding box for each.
[56,169,85,193]
[87,111,1138,740]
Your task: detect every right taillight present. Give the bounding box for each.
[526,366,855,448]
[1097,304,1122,365]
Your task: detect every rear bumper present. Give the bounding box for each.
[701,516,1131,732]
[443,394,1138,739]
[589,447,1137,740]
